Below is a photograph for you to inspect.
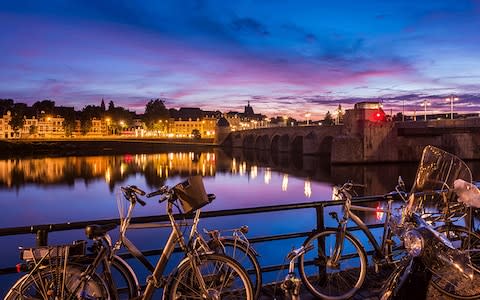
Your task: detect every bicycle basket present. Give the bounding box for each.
[173,176,209,213]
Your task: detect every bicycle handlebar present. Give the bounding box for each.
[146,186,169,198]
[121,186,147,206]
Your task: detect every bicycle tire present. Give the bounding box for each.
[107,255,140,300]
[431,225,480,299]
[210,238,262,299]
[298,229,367,300]
[4,263,110,300]
[165,253,254,300]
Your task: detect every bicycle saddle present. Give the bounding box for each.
[85,223,117,239]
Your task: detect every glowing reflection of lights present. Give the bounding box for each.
[264,168,271,184]
[239,161,246,176]
[250,165,257,179]
[120,163,125,176]
[168,153,174,160]
[282,174,288,192]
[376,203,384,221]
[202,163,206,176]
[232,158,237,174]
[105,168,111,183]
[304,179,312,198]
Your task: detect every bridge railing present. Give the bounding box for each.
[0,193,398,280]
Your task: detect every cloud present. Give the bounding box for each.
[231,18,269,36]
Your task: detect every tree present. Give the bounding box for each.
[100,98,106,111]
[191,129,201,139]
[323,111,334,126]
[32,100,55,116]
[142,99,169,130]
[61,108,76,137]
[29,125,37,135]
[108,100,115,111]
[9,103,27,134]
[0,99,14,114]
[80,105,102,135]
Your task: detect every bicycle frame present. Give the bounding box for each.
[331,193,395,265]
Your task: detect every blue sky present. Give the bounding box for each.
[1,0,480,118]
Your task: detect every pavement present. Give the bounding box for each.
[258,268,458,300]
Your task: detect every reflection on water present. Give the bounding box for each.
[0,149,440,197]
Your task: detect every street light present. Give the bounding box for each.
[445,96,459,120]
[282,116,288,127]
[305,113,311,125]
[420,100,431,121]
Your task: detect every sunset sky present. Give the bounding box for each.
[1,0,480,119]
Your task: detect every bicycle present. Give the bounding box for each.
[5,176,254,300]
[191,217,262,299]
[4,240,112,299]
[295,181,402,300]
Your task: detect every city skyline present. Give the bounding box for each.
[1,1,480,119]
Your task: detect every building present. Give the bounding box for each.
[225,102,267,131]
[0,111,15,138]
[73,118,108,137]
[36,115,65,138]
[168,116,217,138]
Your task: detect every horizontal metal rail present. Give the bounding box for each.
[0,195,386,237]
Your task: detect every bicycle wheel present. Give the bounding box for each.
[210,238,262,299]
[298,229,367,300]
[4,264,110,300]
[166,253,254,300]
[106,255,140,300]
[431,225,480,299]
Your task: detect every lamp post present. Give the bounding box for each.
[421,100,431,121]
[305,113,311,125]
[445,96,459,120]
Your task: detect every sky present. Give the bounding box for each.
[1,0,480,119]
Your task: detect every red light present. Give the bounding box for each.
[376,113,381,118]
[16,263,26,273]
[376,203,384,221]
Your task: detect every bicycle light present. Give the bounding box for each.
[403,229,424,257]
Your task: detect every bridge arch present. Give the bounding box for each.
[271,135,280,152]
[272,134,290,152]
[318,136,334,159]
[255,135,269,151]
[290,135,303,154]
[243,134,255,149]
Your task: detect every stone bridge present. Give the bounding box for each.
[220,116,480,164]
[223,125,343,158]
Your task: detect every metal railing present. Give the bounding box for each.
[0,193,394,278]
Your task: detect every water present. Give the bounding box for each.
[0,148,435,294]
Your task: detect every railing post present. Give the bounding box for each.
[36,229,48,246]
[316,204,326,278]
[316,204,325,232]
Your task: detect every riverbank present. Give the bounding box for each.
[0,138,216,157]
